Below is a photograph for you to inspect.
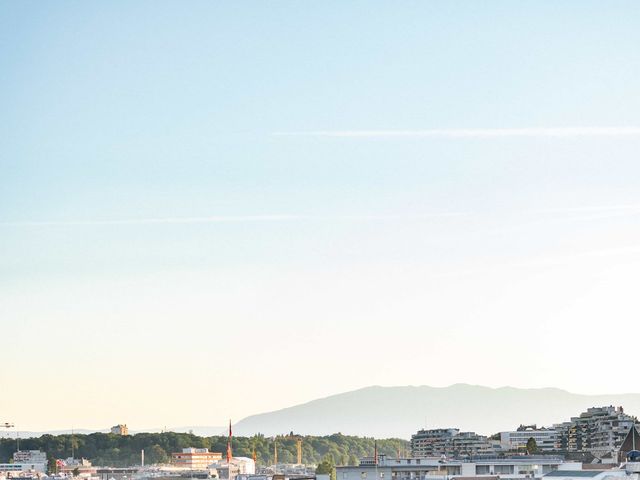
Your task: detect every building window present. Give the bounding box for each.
[494,465,513,475]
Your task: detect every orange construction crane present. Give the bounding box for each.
[296,438,302,465]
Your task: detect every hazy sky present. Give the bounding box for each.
[2,1,640,432]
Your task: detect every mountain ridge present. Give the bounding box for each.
[232,384,640,438]
[16,385,640,440]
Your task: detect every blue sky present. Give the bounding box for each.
[2,1,640,431]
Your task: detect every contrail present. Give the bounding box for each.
[0,212,466,227]
[273,127,640,138]
[0,215,303,227]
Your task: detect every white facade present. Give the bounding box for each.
[0,462,47,474]
[13,451,47,465]
[0,450,48,474]
[211,457,256,479]
[543,463,636,480]
[411,429,499,457]
[500,430,559,451]
[552,406,636,455]
[172,448,223,470]
[338,455,564,480]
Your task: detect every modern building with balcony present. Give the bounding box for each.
[411,429,500,457]
[554,406,636,456]
[500,426,559,452]
[337,454,564,480]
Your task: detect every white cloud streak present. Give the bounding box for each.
[4,206,640,228]
[0,213,466,227]
[532,204,640,214]
[274,127,640,138]
[0,215,303,227]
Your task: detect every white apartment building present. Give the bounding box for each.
[0,451,48,474]
[337,454,564,480]
[12,451,47,464]
[411,429,500,457]
[500,427,559,451]
[212,458,256,479]
[554,406,636,455]
[172,448,223,470]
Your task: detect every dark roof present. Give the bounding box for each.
[621,426,640,453]
[582,464,617,470]
[545,472,605,478]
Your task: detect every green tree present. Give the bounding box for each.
[72,467,80,477]
[145,445,169,464]
[316,457,336,480]
[526,437,538,455]
[47,456,57,474]
[0,432,410,469]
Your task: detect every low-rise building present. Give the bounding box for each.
[338,454,564,480]
[500,426,559,452]
[12,451,47,465]
[0,463,47,474]
[111,424,129,435]
[172,448,223,470]
[212,458,256,479]
[59,457,97,478]
[0,450,48,474]
[544,470,627,480]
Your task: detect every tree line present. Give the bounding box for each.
[0,432,409,469]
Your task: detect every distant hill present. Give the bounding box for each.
[232,384,640,438]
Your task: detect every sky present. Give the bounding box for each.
[2,0,640,432]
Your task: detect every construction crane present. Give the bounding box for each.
[273,438,278,466]
[296,438,302,465]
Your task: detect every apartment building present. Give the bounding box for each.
[411,428,499,457]
[554,406,635,455]
[0,450,48,474]
[337,454,563,480]
[172,448,223,470]
[500,426,559,452]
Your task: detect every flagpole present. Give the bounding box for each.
[227,420,233,480]
[374,441,379,480]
